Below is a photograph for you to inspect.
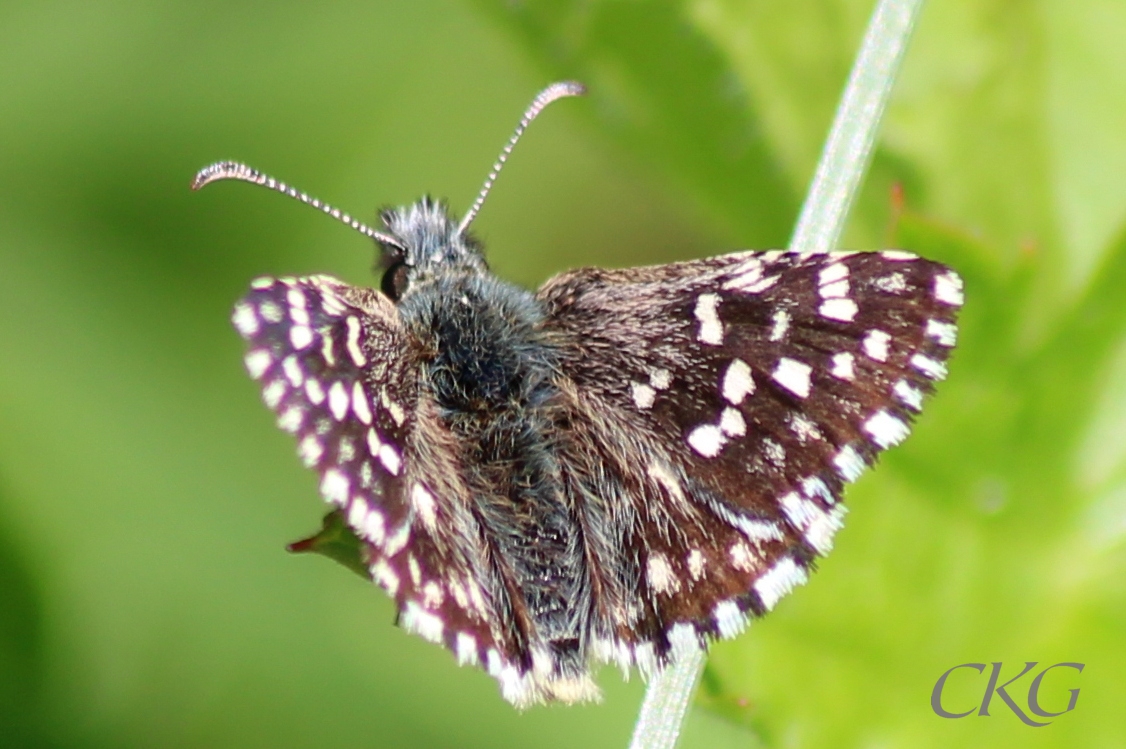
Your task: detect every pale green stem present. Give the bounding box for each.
[627,0,925,747]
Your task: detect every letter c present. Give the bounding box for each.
[931,663,986,718]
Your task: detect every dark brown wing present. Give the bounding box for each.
[536,249,962,674]
[233,275,545,704]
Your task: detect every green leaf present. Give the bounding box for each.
[287,511,372,581]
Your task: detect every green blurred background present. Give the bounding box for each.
[2,1,1125,747]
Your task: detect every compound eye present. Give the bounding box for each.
[381,260,410,300]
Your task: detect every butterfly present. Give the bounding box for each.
[198,82,962,706]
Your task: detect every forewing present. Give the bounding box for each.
[233,275,522,699]
[537,250,962,671]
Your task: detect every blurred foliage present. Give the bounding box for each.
[2,1,1125,748]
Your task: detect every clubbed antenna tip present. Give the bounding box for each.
[457,81,586,235]
[191,160,401,247]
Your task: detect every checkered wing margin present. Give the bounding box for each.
[232,275,529,699]
[536,249,962,673]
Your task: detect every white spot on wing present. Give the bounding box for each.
[401,601,443,643]
[337,437,355,462]
[282,355,303,387]
[802,476,834,504]
[320,331,336,366]
[650,368,672,390]
[288,304,309,327]
[789,412,822,442]
[911,353,948,380]
[487,649,503,677]
[762,437,785,466]
[346,316,367,366]
[893,379,924,410]
[250,276,274,290]
[304,378,325,405]
[881,250,916,261]
[259,301,283,323]
[805,505,848,555]
[734,517,784,544]
[366,428,381,456]
[277,406,303,433]
[411,483,438,531]
[720,407,746,437]
[873,273,907,293]
[862,329,891,362]
[834,445,866,482]
[378,444,402,475]
[381,390,407,426]
[722,359,755,404]
[769,309,791,341]
[781,491,820,528]
[289,325,313,350]
[286,288,307,309]
[687,424,726,457]
[363,506,385,544]
[320,469,349,506]
[830,352,855,380]
[934,271,964,306]
[328,381,349,420]
[781,492,844,555]
[864,409,910,448]
[819,279,850,298]
[729,541,756,571]
[754,556,808,611]
[408,554,421,586]
[347,499,368,534]
[262,379,285,409]
[646,553,680,595]
[422,581,444,609]
[687,549,705,580]
[818,262,849,286]
[244,349,271,380]
[772,357,812,398]
[722,256,764,290]
[926,319,957,346]
[743,274,779,293]
[819,297,858,322]
[631,382,656,410]
[232,303,260,337]
[456,633,478,665]
[372,560,399,595]
[647,461,686,504]
[383,524,410,556]
[298,434,323,467]
[693,293,724,345]
[352,382,372,424]
[320,290,347,315]
[713,600,747,638]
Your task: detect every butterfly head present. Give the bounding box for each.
[376,197,487,301]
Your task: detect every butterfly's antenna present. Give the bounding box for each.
[192,161,402,247]
[457,81,586,235]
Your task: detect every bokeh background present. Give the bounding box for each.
[3,1,1125,747]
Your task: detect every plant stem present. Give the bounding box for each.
[790,0,925,254]
[627,1,925,746]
